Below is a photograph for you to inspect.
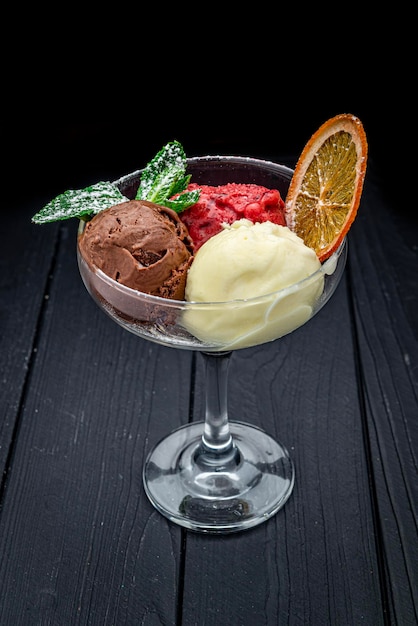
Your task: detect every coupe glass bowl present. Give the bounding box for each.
[77,156,347,353]
[77,155,347,533]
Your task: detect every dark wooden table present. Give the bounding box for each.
[1,158,417,625]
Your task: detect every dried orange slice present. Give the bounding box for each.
[285,113,368,262]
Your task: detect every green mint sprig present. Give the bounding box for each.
[31,181,128,224]
[31,140,200,225]
[135,140,200,212]
[164,189,201,212]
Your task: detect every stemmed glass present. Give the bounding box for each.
[77,156,347,533]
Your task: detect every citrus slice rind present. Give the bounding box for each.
[285,113,368,262]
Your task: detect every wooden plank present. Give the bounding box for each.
[349,178,418,625]
[1,168,415,625]
[0,199,58,473]
[181,272,385,624]
[0,217,192,624]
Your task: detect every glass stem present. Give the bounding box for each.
[200,351,234,456]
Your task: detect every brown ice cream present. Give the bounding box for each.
[78,199,194,300]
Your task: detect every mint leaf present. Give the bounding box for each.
[31,141,200,225]
[135,140,200,210]
[32,181,128,224]
[165,189,201,213]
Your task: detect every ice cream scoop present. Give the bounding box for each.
[183,219,324,349]
[179,182,285,251]
[78,199,194,300]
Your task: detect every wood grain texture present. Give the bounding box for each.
[182,282,383,626]
[0,202,58,473]
[349,178,418,626]
[0,171,416,625]
[0,216,190,624]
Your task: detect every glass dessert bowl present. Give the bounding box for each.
[77,156,347,533]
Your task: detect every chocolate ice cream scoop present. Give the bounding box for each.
[78,199,194,300]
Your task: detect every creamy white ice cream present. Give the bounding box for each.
[183,219,324,349]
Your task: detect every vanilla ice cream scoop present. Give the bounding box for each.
[183,219,324,349]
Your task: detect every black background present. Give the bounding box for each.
[2,19,408,215]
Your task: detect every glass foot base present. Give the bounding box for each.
[143,421,295,533]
